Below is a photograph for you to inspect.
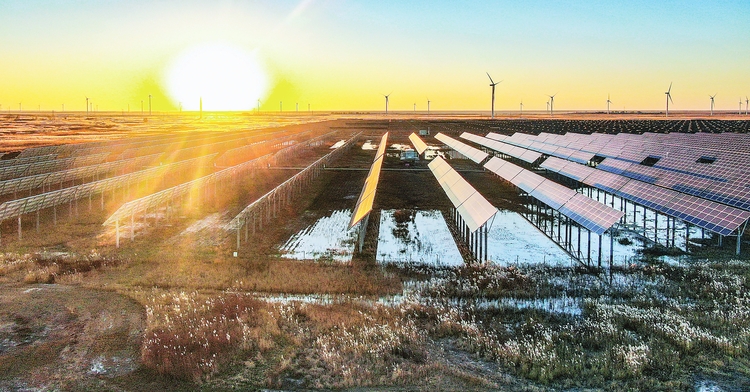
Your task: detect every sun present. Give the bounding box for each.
[164,42,269,111]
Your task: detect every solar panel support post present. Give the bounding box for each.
[115,219,120,248]
[36,210,39,233]
[598,234,602,269]
[53,206,57,226]
[609,233,614,281]
[685,223,690,252]
[718,235,722,247]
[17,216,21,241]
[587,230,592,267]
[736,221,748,256]
[654,212,658,243]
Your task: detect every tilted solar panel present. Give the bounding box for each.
[428,156,497,232]
[408,133,428,154]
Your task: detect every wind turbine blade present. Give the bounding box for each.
[667,82,672,94]
[668,94,673,104]
[486,72,495,84]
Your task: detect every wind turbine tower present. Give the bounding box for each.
[427,98,430,114]
[383,93,391,114]
[86,97,89,115]
[664,83,673,117]
[740,98,743,115]
[486,73,501,119]
[148,94,152,115]
[746,97,749,115]
[548,93,557,116]
[709,94,717,116]
[607,94,612,114]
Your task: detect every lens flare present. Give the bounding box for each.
[165,42,269,111]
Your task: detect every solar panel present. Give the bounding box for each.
[349,133,388,228]
[460,132,541,163]
[559,194,624,235]
[484,158,623,235]
[553,159,750,236]
[374,132,389,161]
[408,133,428,154]
[435,133,489,164]
[427,156,497,232]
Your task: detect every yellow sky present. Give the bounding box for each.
[1,1,749,113]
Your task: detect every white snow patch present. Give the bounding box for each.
[376,210,463,266]
[279,210,357,262]
[361,140,377,150]
[487,210,574,266]
[390,143,412,151]
[330,140,345,149]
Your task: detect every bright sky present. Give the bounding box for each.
[1,0,748,112]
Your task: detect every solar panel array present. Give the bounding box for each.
[428,156,497,232]
[0,154,58,169]
[232,133,361,231]
[497,131,750,211]
[0,153,110,181]
[0,154,215,223]
[349,133,388,228]
[434,133,489,164]
[104,153,274,227]
[541,156,750,236]
[461,132,542,164]
[0,152,162,197]
[408,133,428,154]
[485,157,623,235]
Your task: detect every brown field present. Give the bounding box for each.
[1,113,749,391]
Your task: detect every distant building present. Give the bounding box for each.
[419,129,430,136]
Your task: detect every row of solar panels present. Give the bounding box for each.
[232,133,361,230]
[485,131,750,212]
[0,152,163,197]
[0,154,215,222]
[0,153,110,181]
[104,152,274,226]
[427,156,496,232]
[349,133,388,228]
[439,132,749,237]
[539,156,750,236]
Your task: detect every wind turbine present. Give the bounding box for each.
[85,97,89,115]
[746,96,749,115]
[486,73,501,119]
[740,98,743,115]
[664,82,673,117]
[413,103,416,112]
[520,101,523,114]
[148,94,152,115]
[547,93,557,116]
[709,93,717,116]
[546,101,550,114]
[606,94,612,114]
[427,98,430,114]
[383,93,391,114]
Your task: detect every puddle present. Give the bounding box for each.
[279,209,356,262]
[376,210,463,267]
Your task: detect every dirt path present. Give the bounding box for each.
[0,284,147,390]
